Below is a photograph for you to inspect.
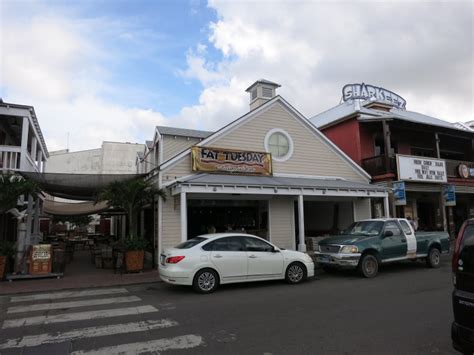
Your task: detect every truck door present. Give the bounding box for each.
[381,221,408,260]
[398,219,417,258]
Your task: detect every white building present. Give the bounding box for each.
[0,99,49,254]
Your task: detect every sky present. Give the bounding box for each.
[0,0,473,152]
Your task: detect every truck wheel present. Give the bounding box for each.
[426,247,441,268]
[358,254,378,278]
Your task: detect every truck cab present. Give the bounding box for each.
[315,218,450,278]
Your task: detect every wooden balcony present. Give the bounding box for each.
[361,155,396,177]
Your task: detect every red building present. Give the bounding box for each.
[311,83,474,236]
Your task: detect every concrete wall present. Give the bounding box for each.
[101,142,144,174]
[46,149,102,174]
[46,142,145,174]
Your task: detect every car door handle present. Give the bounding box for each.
[214,254,223,258]
[248,255,257,259]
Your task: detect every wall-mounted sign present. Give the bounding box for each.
[396,155,447,183]
[191,146,272,176]
[393,181,406,206]
[443,185,456,206]
[457,164,473,179]
[342,83,407,109]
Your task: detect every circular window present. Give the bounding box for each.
[264,128,293,162]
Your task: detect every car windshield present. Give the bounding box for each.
[174,237,206,249]
[344,221,384,236]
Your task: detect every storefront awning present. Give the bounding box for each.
[169,174,389,198]
[43,199,110,216]
[21,172,145,201]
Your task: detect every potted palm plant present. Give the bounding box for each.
[97,178,165,272]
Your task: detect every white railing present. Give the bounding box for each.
[0,146,21,171]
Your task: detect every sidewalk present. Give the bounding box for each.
[0,250,161,295]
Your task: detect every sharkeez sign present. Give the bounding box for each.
[396,155,447,183]
[191,146,273,176]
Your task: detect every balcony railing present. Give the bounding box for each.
[0,146,21,171]
[361,155,396,177]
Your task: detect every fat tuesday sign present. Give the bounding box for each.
[397,154,447,183]
[191,146,272,176]
[342,83,407,109]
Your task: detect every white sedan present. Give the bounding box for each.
[159,233,315,293]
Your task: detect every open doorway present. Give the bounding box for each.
[187,199,268,239]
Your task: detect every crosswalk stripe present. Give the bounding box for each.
[10,288,129,303]
[0,319,178,349]
[7,295,141,314]
[70,334,203,355]
[2,305,158,329]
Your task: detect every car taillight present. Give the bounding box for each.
[452,222,467,273]
[166,256,185,264]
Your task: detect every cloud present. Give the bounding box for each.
[0,0,472,154]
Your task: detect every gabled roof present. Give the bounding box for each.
[156,126,213,139]
[145,140,154,149]
[245,79,281,92]
[160,95,372,181]
[311,100,474,134]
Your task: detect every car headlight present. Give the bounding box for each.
[340,245,358,253]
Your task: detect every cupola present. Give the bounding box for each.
[245,79,281,111]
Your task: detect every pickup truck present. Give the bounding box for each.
[315,218,450,278]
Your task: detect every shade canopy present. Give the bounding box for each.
[43,199,110,216]
[21,172,145,201]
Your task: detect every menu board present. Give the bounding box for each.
[29,244,52,275]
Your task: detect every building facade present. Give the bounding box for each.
[0,100,49,245]
[139,80,388,260]
[311,83,474,236]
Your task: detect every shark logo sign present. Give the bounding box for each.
[342,83,407,109]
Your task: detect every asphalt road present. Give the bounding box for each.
[0,254,456,355]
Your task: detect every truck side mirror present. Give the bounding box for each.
[384,230,394,238]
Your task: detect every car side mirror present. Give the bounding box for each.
[272,247,280,253]
[384,230,394,238]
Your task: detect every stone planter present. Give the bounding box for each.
[125,250,144,272]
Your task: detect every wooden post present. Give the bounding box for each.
[382,120,392,172]
[434,133,441,158]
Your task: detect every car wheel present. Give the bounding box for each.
[285,262,307,284]
[193,269,219,294]
[426,247,441,268]
[358,254,378,278]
